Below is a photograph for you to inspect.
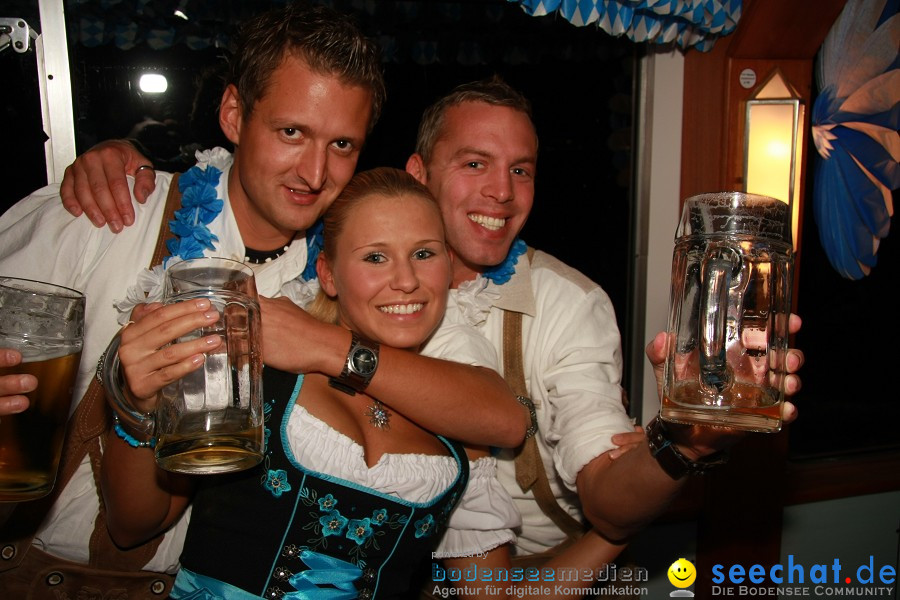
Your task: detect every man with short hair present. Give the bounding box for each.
[46,76,803,565]
[406,78,801,557]
[0,8,525,596]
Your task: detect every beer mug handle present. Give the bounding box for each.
[698,246,739,394]
[99,333,157,438]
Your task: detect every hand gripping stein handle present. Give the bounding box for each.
[698,245,740,394]
[99,333,157,440]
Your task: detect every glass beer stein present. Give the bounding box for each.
[661,192,794,432]
[0,278,85,501]
[105,257,264,474]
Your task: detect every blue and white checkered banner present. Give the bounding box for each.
[112,21,139,50]
[509,0,742,51]
[78,16,105,48]
[145,26,176,50]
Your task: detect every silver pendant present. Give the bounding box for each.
[364,400,391,430]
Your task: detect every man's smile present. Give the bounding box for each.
[468,213,506,231]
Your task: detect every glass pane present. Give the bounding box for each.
[1,3,46,211]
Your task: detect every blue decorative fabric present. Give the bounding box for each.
[482,238,527,284]
[65,0,735,55]
[811,0,899,279]
[284,551,362,599]
[165,164,224,263]
[509,0,742,51]
[302,220,325,282]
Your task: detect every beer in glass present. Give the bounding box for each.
[0,278,85,501]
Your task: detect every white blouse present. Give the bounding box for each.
[286,404,519,557]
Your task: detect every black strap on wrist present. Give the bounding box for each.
[646,416,729,480]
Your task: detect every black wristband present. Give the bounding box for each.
[646,416,729,480]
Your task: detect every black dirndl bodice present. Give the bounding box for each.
[179,367,469,599]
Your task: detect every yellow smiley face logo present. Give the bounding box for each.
[668,558,697,588]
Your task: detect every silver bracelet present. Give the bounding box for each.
[517,395,538,440]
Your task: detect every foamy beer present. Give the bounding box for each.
[0,278,85,501]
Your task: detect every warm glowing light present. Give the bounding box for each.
[139,73,167,94]
[745,102,795,203]
[743,70,805,249]
[766,140,790,160]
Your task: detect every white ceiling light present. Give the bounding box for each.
[139,73,167,93]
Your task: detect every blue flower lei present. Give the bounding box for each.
[165,164,224,263]
[482,238,527,285]
[164,163,322,280]
[302,219,324,281]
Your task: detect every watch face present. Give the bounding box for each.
[350,348,378,376]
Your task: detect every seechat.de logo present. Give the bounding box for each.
[710,555,896,597]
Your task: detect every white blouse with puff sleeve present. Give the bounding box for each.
[286,320,520,557]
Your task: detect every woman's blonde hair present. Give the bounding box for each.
[306,167,440,324]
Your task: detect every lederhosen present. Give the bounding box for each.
[178,368,469,599]
[0,176,184,599]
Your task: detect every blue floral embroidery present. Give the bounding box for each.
[481,238,527,285]
[317,494,338,512]
[258,400,278,495]
[297,486,412,564]
[346,518,374,545]
[165,165,224,262]
[414,514,435,539]
[320,510,348,537]
[263,401,274,452]
[370,509,388,527]
[264,469,292,498]
[302,220,324,281]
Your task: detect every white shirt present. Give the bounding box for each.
[425,249,634,554]
[0,155,309,572]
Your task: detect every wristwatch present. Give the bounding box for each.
[329,331,380,396]
[646,416,729,480]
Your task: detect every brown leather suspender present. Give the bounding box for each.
[508,248,585,542]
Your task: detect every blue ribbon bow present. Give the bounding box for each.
[284,550,363,600]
